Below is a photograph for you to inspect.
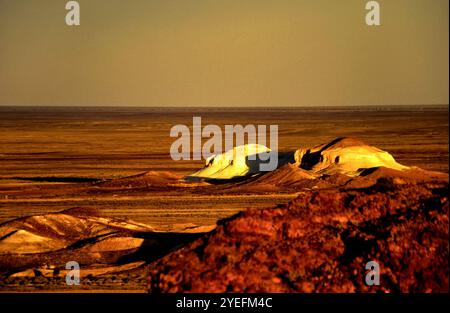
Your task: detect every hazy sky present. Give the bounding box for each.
[0,0,448,107]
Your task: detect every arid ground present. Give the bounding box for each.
[0,106,448,292]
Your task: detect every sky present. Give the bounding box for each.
[0,0,448,107]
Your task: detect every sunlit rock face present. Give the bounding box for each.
[187,138,409,181]
[295,137,409,176]
[0,210,153,255]
[186,144,272,180]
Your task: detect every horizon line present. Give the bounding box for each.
[0,104,448,109]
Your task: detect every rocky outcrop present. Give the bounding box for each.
[0,209,154,256]
[294,137,409,176]
[149,179,449,293]
[186,138,411,181]
[186,144,272,180]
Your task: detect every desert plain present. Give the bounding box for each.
[0,105,448,292]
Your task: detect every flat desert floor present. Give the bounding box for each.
[0,106,447,224]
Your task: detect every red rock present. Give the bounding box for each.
[149,179,449,293]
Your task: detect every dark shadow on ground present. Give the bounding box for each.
[6,176,100,183]
[117,232,207,264]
